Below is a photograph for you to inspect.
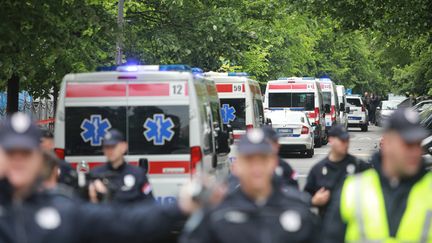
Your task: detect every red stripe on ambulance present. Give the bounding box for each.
[129,83,170,96]
[216,84,245,93]
[269,84,291,89]
[66,83,126,97]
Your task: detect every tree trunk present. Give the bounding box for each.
[6,74,19,115]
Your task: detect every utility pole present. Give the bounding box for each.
[115,0,125,65]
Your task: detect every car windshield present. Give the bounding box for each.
[381,101,398,110]
[347,98,362,107]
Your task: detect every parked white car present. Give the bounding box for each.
[266,110,314,157]
[346,95,368,132]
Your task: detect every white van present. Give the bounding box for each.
[318,78,340,130]
[54,65,230,204]
[336,85,348,128]
[204,72,265,140]
[264,77,327,147]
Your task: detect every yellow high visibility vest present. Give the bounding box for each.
[340,169,432,243]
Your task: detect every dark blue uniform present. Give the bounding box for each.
[276,158,299,189]
[181,187,319,243]
[304,153,370,217]
[91,161,154,203]
[0,188,184,243]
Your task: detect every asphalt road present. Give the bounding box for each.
[284,125,383,189]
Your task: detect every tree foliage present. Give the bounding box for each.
[3,0,431,99]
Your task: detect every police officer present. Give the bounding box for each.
[91,129,153,203]
[182,128,319,243]
[322,108,432,242]
[262,126,299,189]
[0,113,190,243]
[40,129,75,186]
[304,124,370,217]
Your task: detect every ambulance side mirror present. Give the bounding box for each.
[139,158,149,174]
[345,106,351,113]
[340,103,345,112]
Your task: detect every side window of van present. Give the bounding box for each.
[253,98,265,125]
[128,106,190,155]
[65,106,127,156]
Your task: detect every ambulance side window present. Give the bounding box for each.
[127,106,190,155]
[64,106,127,156]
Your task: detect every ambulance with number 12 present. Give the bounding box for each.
[54,65,231,204]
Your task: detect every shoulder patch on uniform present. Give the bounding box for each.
[35,207,61,230]
[141,182,152,195]
[224,210,248,223]
[279,210,302,232]
[346,164,356,174]
[123,174,136,190]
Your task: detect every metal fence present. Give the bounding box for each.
[0,92,55,130]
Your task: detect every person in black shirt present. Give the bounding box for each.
[304,125,371,217]
[40,129,75,186]
[91,129,154,203]
[181,128,319,243]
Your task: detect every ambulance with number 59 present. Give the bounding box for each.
[204,72,265,141]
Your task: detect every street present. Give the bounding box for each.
[285,125,383,189]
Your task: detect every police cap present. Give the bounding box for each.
[0,112,42,151]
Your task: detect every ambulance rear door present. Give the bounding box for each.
[125,72,192,204]
[216,80,247,140]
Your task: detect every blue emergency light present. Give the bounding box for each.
[116,64,192,72]
[302,77,315,80]
[228,72,249,77]
[159,64,191,71]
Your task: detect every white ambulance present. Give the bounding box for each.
[54,65,230,204]
[318,78,340,130]
[264,77,327,147]
[336,85,348,128]
[204,72,265,141]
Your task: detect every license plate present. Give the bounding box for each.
[278,128,293,134]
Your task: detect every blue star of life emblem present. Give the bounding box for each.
[80,115,112,146]
[221,104,236,124]
[143,114,175,145]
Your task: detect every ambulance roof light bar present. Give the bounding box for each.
[116,64,191,72]
[227,72,249,77]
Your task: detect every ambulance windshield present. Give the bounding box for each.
[268,93,315,111]
[220,98,246,130]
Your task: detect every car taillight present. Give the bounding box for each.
[54,148,65,160]
[331,105,336,121]
[301,126,309,134]
[190,146,202,173]
[314,108,320,124]
[246,124,254,130]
